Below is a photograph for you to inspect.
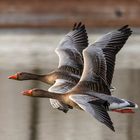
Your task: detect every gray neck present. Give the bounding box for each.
[34,90,64,101]
[26,73,43,80]
[25,73,53,84]
[39,71,56,85]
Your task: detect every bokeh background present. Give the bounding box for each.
[0,0,140,140]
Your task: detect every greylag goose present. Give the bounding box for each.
[22,25,138,131]
[9,22,88,113]
[9,25,131,90]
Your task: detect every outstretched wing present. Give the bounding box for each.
[94,25,132,86]
[55,22,88,76]
[74,25,132,95]
[76,46,110,95]
[49,23,88,112]
[70,94,115,131]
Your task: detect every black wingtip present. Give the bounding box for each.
[106,122,115,132]
[77,22,82,28]
[118,25,129,30]
[72,22,85,31]
[73,23,77,30]
[111,125,115,132]
[118,25,132,34]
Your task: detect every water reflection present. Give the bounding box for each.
[0,69,139,140]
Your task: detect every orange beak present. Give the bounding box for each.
[22,89,33,96]
[8,74,18,80]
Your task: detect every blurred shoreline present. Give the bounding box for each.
[0,29,140,70]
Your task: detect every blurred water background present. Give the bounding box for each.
[0,28,140,140]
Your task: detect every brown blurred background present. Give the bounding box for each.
[0,0,140,28]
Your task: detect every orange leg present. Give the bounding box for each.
[112,109,135,113]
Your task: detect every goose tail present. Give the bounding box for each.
[90,92,138,113]
[110,99,138,113]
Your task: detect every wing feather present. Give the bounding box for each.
[77,46,110,94]
[74,25,132,95]
[81,46,107,82]
[94,25,132,85]
[49,23,88,112]
[55,22,88,75]
[70,94,115,131]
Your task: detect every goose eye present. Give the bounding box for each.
[17,73,22,76]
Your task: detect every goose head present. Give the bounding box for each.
[22,88,59,99]
[22,88,46,97]
[8,72,40,81]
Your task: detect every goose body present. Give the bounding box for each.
[22,25,138,131]
[23,88,138,132]
[9,24,130,113]
[9,22,88,113]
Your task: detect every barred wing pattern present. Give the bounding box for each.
[70,94,115,131]
[55,22,88,75]
[75,25,132,95]
[94,25,132,86]
[77,46,110,95]
[49,22,88,112]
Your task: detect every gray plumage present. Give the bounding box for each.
[68,25,132,131]
[49,22,88,112]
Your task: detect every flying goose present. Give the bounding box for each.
[8,25,131,89]
[9,22,89,113]
[22,25,138,131]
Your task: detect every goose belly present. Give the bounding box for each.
[48,79,74,112]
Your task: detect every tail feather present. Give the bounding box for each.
[126,100,138,109]
[109,99,138,110]
[89,92,138,111]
